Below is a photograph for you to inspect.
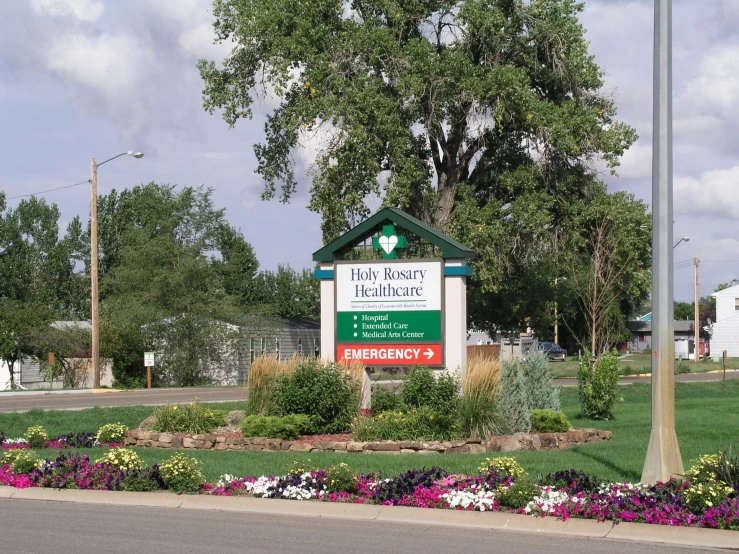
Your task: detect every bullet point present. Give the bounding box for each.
[353,315,357,320]
[353,333,357,337]
[353,324,357,328]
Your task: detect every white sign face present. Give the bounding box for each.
[144,352,155,367]
[335,260,442,312]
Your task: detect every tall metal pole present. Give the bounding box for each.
[694,257,700,361]
[90,158,100,389]
[642,0,683,484]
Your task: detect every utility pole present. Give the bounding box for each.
[90,158,100,389]
[642,0,684,484]
[694,257,700,361]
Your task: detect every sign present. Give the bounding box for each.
[337,344,443,366]
[335,259,443,366]
[144,352,155,367]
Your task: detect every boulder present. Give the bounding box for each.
[227,410,246,425]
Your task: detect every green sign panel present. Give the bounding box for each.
[337,311,441,342]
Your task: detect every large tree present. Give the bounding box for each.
[251,264,320,320]
[91,183,261,386]
[199,0,639,335]
[0,194,82,387]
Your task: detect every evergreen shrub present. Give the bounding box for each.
[529,409,571,433]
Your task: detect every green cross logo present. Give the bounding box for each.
[372,225,406,259]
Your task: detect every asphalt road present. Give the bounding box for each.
[0,499,720,554]
[0,387,246,413]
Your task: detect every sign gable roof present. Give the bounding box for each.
[312,207,474,262]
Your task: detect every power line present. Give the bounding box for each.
[4,179,90,201]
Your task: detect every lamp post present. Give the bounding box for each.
[673,236,690,249]
[90,151,144,389]
[554,277,567,345]
[642,0,683,484]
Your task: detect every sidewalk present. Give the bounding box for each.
[1,486,737,550]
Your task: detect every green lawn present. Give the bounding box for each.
[5,381,739,484]
[548,353,739,379]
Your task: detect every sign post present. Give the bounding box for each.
[144,352,155,389]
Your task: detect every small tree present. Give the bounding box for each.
[521,353,560,411]
[579,350,620,420]
[496,360,530,434]
[27,324,93,389]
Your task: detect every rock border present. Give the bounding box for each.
[124,428,611,454]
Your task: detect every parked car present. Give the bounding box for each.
[538,341,567,362]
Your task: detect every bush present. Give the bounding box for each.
[581,351,621,420]
[478,457,526,480]
[246,355,291,415]
[496,479,539,510]
[521,353,560,411]
[25,426,48,448]
[457,356,501,439]
[96,423,128,444]
[529,409,571,433]
[240,414,309,440]
[159,453,205,493]
[7,449,40,475]
[352,407,456,441]
[121,468,165,492]
[675,359,690,374]
[324,463,358,493]
[371,387,404,413]
[683,454,735,512]
[95,448,142,471]
[402,366,458,411]
[496,361,530,433]
[272,359,359,434]
[152,400,227,434]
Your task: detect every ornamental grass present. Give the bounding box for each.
[457,355,502,439]
[245,354,296,415]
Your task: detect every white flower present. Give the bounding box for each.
[441,489,497,511]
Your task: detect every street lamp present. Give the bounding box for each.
[90,151,144,389]
[673,236,690,249]
[554,277,567,345]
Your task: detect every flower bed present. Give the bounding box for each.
[1,434,123,450]
[2,451,738,530]
[123,428,612,453]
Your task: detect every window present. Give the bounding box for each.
[249,339,255,363]
[260,337,265,353]
[275,338,281,362]
[297,338,303,355]
[314,338,320,358]
[735,298,739,311]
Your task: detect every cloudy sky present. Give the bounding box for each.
[1,0,737,303]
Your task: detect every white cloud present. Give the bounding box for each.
[31,0,104,22]
[683,46,739,119]
[617,141,652,180]
[675,166,739,219]
[45,33,153,98]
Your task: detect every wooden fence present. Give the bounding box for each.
[466,344,501,361]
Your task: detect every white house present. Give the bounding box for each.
[709,284,739,358]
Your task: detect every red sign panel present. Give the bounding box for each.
[337,344,443,366]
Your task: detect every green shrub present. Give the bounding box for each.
[95,448,142,471]
[521,353,560,411]
[496,361,530,433]
[529,409,571,433]
[1,449,27,467]
[9,449,40,475]
[675,359,690,374]
[496,479,539,510]
[580,351,621,420]
[402,366,458,411]
[324,463,357,493]
[371,387,404,413]
[478,457,527,480]
[683,454,735,512]
[96,423,128,444]
[272,360,359,434]
[457,356,501,439]
[25,425,48,448]
[159,453,205,493]
[352,406,456,441]
[121,472,164,492]
[240,414,309,440]
[152,399,227,434]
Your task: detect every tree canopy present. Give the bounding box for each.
[199,0,644,343]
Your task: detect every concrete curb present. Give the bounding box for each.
[89,389,126,394]
[2,486,738,549]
